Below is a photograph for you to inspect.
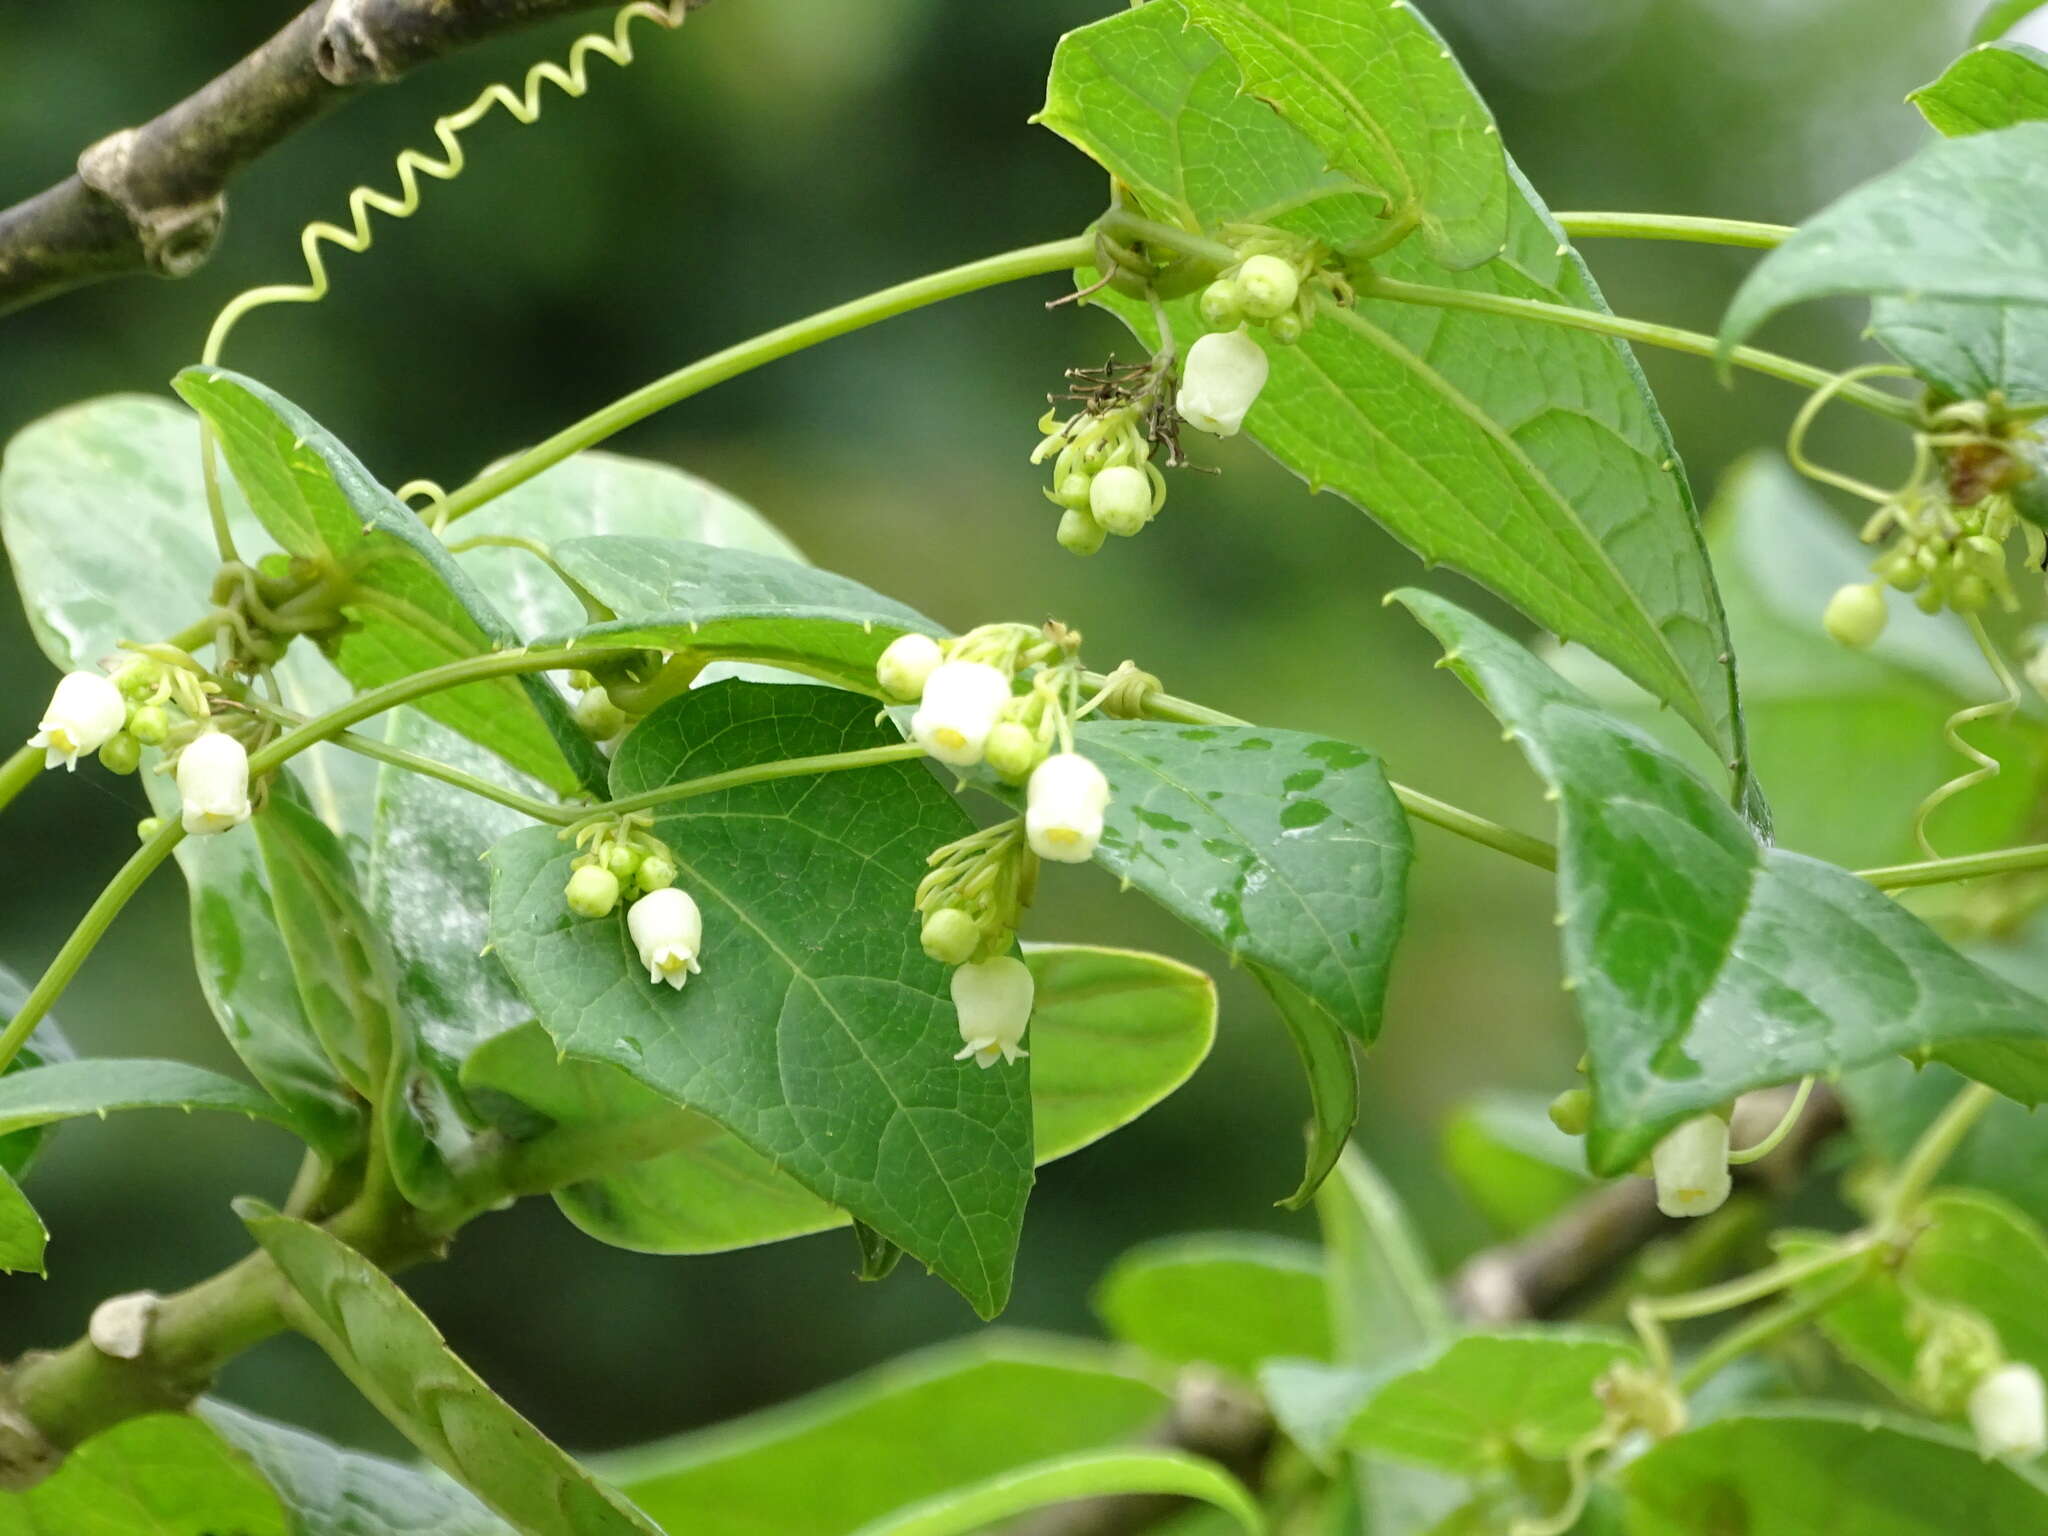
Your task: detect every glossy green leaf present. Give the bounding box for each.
[1723,124,2048,363]
[1258,966,1361,1206]
[203,1401,512,1536]
[174,367,604,795]
[846,1448,1264,1536]
[0,1414,288,1535]
[1623,1410,2048,1533]
[1396,587,2048,1173]
[547,536,941,691]
[1976,0,2048,45]
[597,1334,1168,1536]
[1442,1091,1589,1237]
[1095,1233,1330,1377]
[1913,41,2048,135]
[240,1201,660,1534]
[1041,2,1748,794]
[463,943,1211,1255]
[486,681,1030,1316]
[1176,0,1508,270]
[0,1165,45,1276]
[1342,1331,1634,1471]
[0,1058,289,1137]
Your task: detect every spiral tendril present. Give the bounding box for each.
[1912,613,2021,860]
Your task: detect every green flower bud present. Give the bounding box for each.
[98,732,141,776]
[984,720,1043,783]
[1268,311,1304,346]
[921,907,981,966]
[1822,582,1888,649]
[572,687,628,741]
[567,670,598,691]
[115,666,159,702]
[1547,1087,1592,1137]
[126,704,171,746]
[1950,572,1990,613]
[1057,508,1108,557]
[636,853,678,893]
[1198,278,1245,330]
[1057,473,1094,511]
[1237,254,1300,320]
[1089,463,1155,537]
[136,816,165,843]
[605,843,644,881]
[565,863,622,919]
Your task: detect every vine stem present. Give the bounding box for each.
[1553,212,1793,250]
[1858,843,2048,889]
[593,742,929,822]
[0,746,39,819]
[1881,1082,1999,1232]
[430,234,1097,525]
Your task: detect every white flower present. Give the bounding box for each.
[1089,465,1154,537]
[952,955,1033,1068]
[911,661,1012,767]
[1177,327,1270,438]
[1651,1114,1731,1218]
[29,671,128,771]
[877,633,946,702]
[175,732,252,836]
[628,886,704,989]
[1972,1363,2048,1461]
[1026,751,1111,863]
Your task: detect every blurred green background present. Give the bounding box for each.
[0,0,2012,1459]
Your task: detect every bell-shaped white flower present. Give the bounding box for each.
[877,633,946,702]
[628,886,704,989]
[911,661,1012,767]
[175,732,252,836]
[1177,327,1270,438]
[1026,751,1111,863]
[29,671,128,771]
[1972,1363,2048,1461]
[952,955,1033,1068]
[1651,1114,1731,1218]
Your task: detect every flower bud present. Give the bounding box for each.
[604,844,644,882]
[114,663,159,702]
[911,661,1012,766]
[127,704,170,746]
[565,864,621,919]
[636,853,678,893]
[1651,1114,1731,1218]
[1057,509,1107,557]
[1199,278,1245,330]
[1268,312,1304,346]
[877,633,946,702]
[1971,1362,2047,1461]
[921,908,981,966]
[1823,583,1888,649]
[1026,751,1111,863]
[29,670,128,771]
[1057,473,1094,512]
[1090,464,1155,537]
[1237,254,1300,319]
[951,955,1033,1068]
[984,721,1044,783]
[1177,327,1270,438]
[572,687,627,741]
[136,817,165,843]
[98,732,141,776]
[175,732,252,836]
[1547,1087,1592,1137]
[628,886,704,989]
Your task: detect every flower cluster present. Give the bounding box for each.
[1030,360,1174,556]
[559,815,704,990]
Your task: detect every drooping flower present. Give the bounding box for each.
[1177,327,1270,438]
[910,661,1012,767]
[29,671,128,771]
[628,886,704,989]
[1025,751,1111,864]
[175,732,253,836]
[1971,1363,2048,1461]
[952,955,1033,1068]
[877,633,946,702]
[1650,1114,1731,1218]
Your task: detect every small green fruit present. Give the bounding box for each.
[605,844,644,881]
[1267,311,1304,346]
[136,816,166,842]
[984,721,1042,783]
[127,704,170,746]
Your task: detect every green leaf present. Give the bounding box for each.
[1844,1052,2048,1234]
[547,535,942,691]
[1441,1091,1589,1237]
[0,1058,290,1137]
[1257,1359,1378,1471]
[1095,1233,1330,1377]
[203,1400,512,1536]
[1175,0,1508,270]
[1976,0,2048,44]
[1912,41,2048,135]
[1259,966,1361,1207]
[486,681,1031,1316]
[1395,586,2048,1173]
[596,1334,1168,1536]
[845,1448,1265,1536]
[173,367,604,796]
[239,1201,660,1534]
[1622,1410,2048,1533]
[0,1414,288,1535]
[1722,124,2048,365]
[0,1165,46,1276]
[1316,1146,1449,1364]
[1040,2,1749,795]
[0,965,76,1180]
[1341,1331,1634,1471]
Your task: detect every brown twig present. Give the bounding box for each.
[0,0,708,317]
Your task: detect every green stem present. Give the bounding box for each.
[1675,1262,1871,1395]
[432,234,1097,524]
[1553,212,1793,250]
[590,741,930,824]
[0,820,187,1075]
[1858,842,2048,890]
[1882,1082,1998,1231]
[0,745,40,819]
[1349,275,1921,425]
